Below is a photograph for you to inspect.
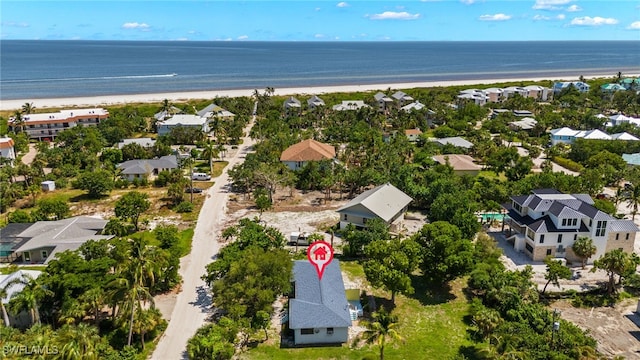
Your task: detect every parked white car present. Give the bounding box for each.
[191,172,211,181]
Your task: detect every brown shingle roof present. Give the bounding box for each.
[280,139,336,162]
[432,154,482,171]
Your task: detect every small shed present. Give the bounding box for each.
[41,180,55,192]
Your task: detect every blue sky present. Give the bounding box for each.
[2,1,639,41]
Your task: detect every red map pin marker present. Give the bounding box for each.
[307,241,334,280]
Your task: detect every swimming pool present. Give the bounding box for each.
[480,213,505,222]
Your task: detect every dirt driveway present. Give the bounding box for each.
[553,298,640,359]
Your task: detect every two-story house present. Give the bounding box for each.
[8,108,109,141]
[503,189,638,263]
[374,92,394,112]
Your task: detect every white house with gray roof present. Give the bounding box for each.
[116,138,156,149]
[117,155,179,181]
[337,183,412,232]
[307,95,325,111]
[374,92,394,112]
[8,217,113,264]
[391,91,413,108]
[503,189,638,263]
[197,103,235,120]
[289,260,351,345]
[0,269,42,327]
[157,115,209,136]
[431,136,474,149]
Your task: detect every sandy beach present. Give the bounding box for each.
[0,74,620,111]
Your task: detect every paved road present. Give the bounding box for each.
[151,116,256,360]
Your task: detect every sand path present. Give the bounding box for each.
[151,110,256,360]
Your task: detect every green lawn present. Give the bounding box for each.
[130,227,194,257]
[243,261,472,360]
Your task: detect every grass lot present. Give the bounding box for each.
[0,265,47,274]
[130,227,194,257]
[243,260,472,360]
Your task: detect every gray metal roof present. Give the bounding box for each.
[13,217,113,263]
[432,137,474,149]
[337,183,412,223]
[289,260,352,329]
[118,155,178,175]
[609,220,640,232]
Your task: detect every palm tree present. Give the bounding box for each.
[572,236,597,269]
[54,323,101,360]
[0,282,12,326]
[625,183,640,221]
[11,111,24,133]
[21,102,36,114]
[362,307,404,360]
[593,249,629,295]
[7,274,52,325]
[201,140,219,175]
[79,288,105,326]
[58,299,86,325]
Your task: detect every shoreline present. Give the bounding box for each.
[0,73,627,111]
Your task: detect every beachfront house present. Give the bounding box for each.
[197,103,235,121]
[157,114,209,136]
[1,217,113,264]
[620,77,640,91]
[337,183,412,232]
[391,91,414,108]
[280,139,336,171]
[457,90,487,106]
[432,154,482,176]
[503,86,528,99]
[550,127,639,146]
[502,189,639,263]
[307,95,325,111]
[288,260,351,345]
[0,136,16,164]
[553,81,590,94]
[332,101,369,111]
[8,108,109,141]
[283,97,302,116]
[523,85,550,101]
[374,92,394,112]
[154,106,184,121]
[117,155,179,181]
[483,88,504,103]
[606,114,640,127]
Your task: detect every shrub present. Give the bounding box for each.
[552,156,584,172]
[8,210,32,223]
[174,201,194,213]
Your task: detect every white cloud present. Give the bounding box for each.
[122,22,150,29]
[314,7,321,11]
[627,21,640,30]
[314,33,326,38]
[566,4,581,12]
[533,0,571,10]
[369,11,421,20]
[2,21,30,28]
[533,13,565,21]
[237,35,248,40]
[336,2,349,8]
[460,0,475,4]
[570,16,618,26]
[479,13,512,21]
[174,37,189,41]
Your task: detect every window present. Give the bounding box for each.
[363,218,367,225]
[343,214,347,221]
[573,234,577,241]
[41,250,48,259]
[546,249,552,256]
[626,233,630,240]
[562,219,567,226]
[572,219,577,226]
[539,235,545,244]
[558,234,563,243]
[589,219,592,227]
[616,234,619,240]
[595,221,607,237]
[327,328,334,335]
[301,328,314,335]
[525,243,533,253]
[23,252,31,262]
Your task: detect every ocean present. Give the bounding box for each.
[1,40,639,100]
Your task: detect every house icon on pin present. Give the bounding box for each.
[313,246,328,261]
